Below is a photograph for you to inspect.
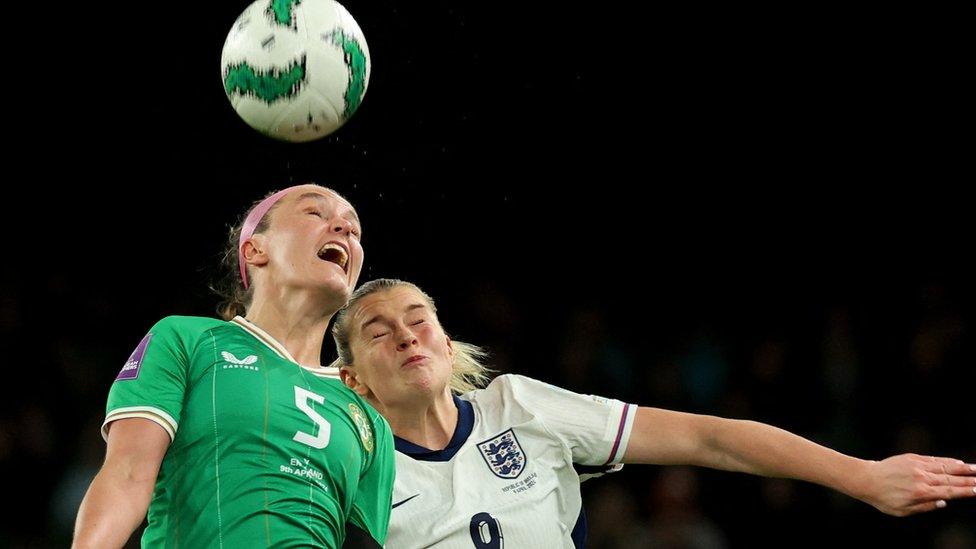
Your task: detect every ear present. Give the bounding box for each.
[242,234,270,267]
[340,366,371,398]
[339,366,356,388]
[446,336,454,358]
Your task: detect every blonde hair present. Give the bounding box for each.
[331,279,493,394]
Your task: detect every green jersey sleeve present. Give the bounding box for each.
[102,316,195,441]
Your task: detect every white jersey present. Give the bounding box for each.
[388,374,636,548]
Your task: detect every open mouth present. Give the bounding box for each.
[317,242,349,273]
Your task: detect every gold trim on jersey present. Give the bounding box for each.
[102,406,178,442]
[230,316,341,379]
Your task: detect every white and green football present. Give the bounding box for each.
[221,0,371,142]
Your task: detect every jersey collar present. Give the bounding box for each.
[394,395,474,461]
[230,316,340,379]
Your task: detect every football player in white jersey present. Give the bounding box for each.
[331,279,976,549]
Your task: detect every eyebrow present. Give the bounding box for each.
[298,193,361,227]
[360,303,427,332]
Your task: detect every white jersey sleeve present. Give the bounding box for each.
[477,374,636,466]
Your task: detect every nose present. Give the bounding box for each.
[396,328,418,351]
[332,217,353,234]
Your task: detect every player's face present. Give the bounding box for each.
[262,185,364,300]
[345,287,455,406]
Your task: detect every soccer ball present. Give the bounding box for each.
[221,0,371,142]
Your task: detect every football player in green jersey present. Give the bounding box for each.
[73,184,395,548]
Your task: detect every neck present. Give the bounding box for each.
[382,389,459,450]
[245,289,341,366]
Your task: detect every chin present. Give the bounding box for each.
[408,371,450,395]
[320,276,353,299]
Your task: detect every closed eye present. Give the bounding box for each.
[371,332,389,339]
[410,319,425,326]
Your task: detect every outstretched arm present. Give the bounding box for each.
[622,407,976,516]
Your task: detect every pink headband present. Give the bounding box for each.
[238,185,305,289]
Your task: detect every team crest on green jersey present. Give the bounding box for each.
[348,403,373,452]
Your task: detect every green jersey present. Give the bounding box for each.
[103,315,394,548]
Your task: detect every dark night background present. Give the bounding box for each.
[3,1,973,547]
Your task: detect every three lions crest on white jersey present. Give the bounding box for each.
[388,374,636,548]
[477,429,526,479]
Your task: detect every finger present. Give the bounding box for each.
[947,486,976,499]
[922,461,976,476]
[921,485,976,501]
[901,500,946,516]
[919,456,963,466]
[920,468,963,487]
[933,474,976,488]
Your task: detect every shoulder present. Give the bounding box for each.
[468,374,610,415]
[477,374,561,398]
[150,315,227,336]
[140,316,229,357]
[462,374,562,412]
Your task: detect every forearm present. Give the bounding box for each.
[72,467,155,548]
[625,407,976,516]
[701,417,867,498]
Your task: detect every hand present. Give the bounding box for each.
[858,454,976,516]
